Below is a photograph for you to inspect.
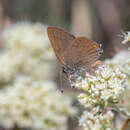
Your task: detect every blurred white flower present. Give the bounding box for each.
[0,76,77,130]
[79,108,114,130]
[0,52,17,83]
[121,31,130,44]
[0,22,57,83]
[105,51,130,76]
[74,65,126,108]
[118,89,130,115]
[2,22,52,58]
[121,31,130,51]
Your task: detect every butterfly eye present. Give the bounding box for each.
[98,50,103,56]
[62,68,67,74]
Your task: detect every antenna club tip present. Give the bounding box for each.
[61,90,64,93]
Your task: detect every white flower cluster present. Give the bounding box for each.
[0,22,77,130]
[105,51,130,116]
[0,22,56,84]
[0,76,77,130]
[79,108,114,130]
[72,62,127,129]
[75,65,126,108]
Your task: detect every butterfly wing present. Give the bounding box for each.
[64,37,102,69]
[47,26,76,67]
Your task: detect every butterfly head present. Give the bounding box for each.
[62,66,80,88]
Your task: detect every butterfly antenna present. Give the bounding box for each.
[60,69,64,93]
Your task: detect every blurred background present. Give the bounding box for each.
[1,0,130,57]
[0,0,129,130]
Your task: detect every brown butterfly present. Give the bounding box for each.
[47,26,102,77]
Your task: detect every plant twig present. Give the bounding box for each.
[121,118,130,130]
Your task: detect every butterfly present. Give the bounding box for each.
[47,26,103,91]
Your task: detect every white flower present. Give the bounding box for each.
[0,76,77,130]
[74,65,126,108]
[0,22,57,84]
[105,51,130,117]
[79,109,114,130]
[105,51,130,86]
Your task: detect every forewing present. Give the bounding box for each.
[64,37,101,68]
[47,26,76,67]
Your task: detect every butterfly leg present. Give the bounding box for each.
[65,74,76,88]
[60,68,64,93]
[90,60,102,73]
